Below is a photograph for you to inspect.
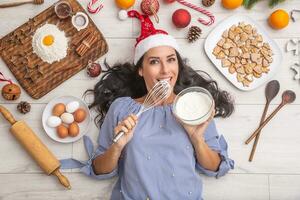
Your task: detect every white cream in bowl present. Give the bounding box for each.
[173,87,214,125]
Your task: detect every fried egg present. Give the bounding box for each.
[32,24,68,64]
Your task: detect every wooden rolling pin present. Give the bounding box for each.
[0,0,44,8]
[0,105,71,189]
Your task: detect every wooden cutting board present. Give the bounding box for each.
[0,0,108,99]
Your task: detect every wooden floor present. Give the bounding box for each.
[1,0,300,199]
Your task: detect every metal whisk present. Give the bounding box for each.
[112,80,172,143]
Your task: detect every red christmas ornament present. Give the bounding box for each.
[87,61,101,77]
[172,9,191,28]
[141,0,159,16]
[0,72,21,101]
[164,0,176,3]
[2,83,21,101]
[140,0,160,23]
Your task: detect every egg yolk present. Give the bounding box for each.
[43,35,54,46]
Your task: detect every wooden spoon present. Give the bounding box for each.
[247,80,280,161]
[0,0,43,8]
[245,90,296,144]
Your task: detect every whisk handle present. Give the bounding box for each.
[112,131,125,143]
[112,111,142,143]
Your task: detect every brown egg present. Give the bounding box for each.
[73,108,86,123]
[52,103,66,117]
[56,124,69,138]
[68,122,79,137]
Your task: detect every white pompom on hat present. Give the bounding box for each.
[127,10,180,65]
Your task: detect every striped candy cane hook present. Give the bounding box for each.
[176,0,215,26]
[0,72,13,84]
[87,0,104,14]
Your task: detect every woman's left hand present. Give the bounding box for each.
[179,108,215,143]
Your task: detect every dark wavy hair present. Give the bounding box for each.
[85,51,234,126]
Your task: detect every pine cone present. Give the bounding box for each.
[17,101,31,114]
[202,0,215,7]
[187,26,202,43]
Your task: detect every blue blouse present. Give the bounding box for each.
[61,97,234,200]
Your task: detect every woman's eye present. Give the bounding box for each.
[168,57,176,62]
[150,59,159,65]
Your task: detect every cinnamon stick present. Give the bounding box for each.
[72,29,92,46]
[76,31,98,57]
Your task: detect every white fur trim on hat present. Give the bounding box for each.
[134,34,180,65]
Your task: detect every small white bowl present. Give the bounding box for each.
[72,12,89,31]
[42,96,91,143]
[173,87,214,125]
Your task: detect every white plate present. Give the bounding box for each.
[204,14,283,91]
[42,96,91,143]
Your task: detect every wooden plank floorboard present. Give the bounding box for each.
[0,0,299,199]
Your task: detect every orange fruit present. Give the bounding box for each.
[222,0,243,9]
[268,9,289,30]
[115,0,135,9]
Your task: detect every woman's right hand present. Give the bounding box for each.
[114,114,138,150]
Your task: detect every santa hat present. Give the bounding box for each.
[127,10,180,65]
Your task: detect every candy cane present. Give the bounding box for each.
[87,0,104,14]
[176,0,215,26]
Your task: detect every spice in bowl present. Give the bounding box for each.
[54,0,72,19]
